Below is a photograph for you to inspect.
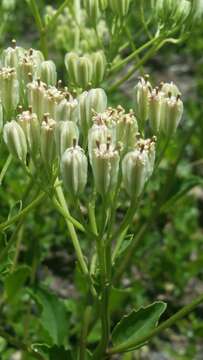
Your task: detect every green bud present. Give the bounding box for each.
[61,144,88,197]
[17,108,40,158]
[91,51,106,86]
[77,55,93,89]
[85,0,100,26]
[91,141,120,196]
[109,0,132,16]
[1,40,25,70]
[0,67,19,115]
[78,88,107,137]
[65,52,79,86]
[104,106,138,151]
[88,121,111,164]
[99,0,108,10]
[122,138,156,199]
[161,81,180,98]
[3,120,27,163]
[161,94,183,137]
[148,88,164,134]
[40,114,57,166]
[27,79,47,122]
[36,60,57,86]
[134,76,151,132]
[18,48,44,84]
[55,120,79,156]
[56,96,78,122]
[43,86,64,120]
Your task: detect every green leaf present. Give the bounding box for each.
[30,287,69,347]
[112,301,167,350]
[31,344,73,360]
[161,176,203,213]
[5,265,30,302]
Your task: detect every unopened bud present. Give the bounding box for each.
[3,120,27,163]
[91,142,120,196]
[99,0,108,10]
[61,145,88,197]
[17,109,40,158]
[88,122,110,164]
[65,52,79,86]
[78,88,107,137]
[0,103,3,133]
[161,95,183,137]
[43,86,64,120]
[55,121,79,156]
[0,68,19,115]
[109,0,132,16]
[56,97,78,122]
[27,79,47,122]
[40,115,57,166]
[149,88,164,134]
[77,55,93,89]
[1,40,25,70]
[36,60,57,86]
[85,0,100,26]
[134,76,151,132]
[91,51,106,86]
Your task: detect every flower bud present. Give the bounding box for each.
[104,106,138,151]
[61,144,88,197]
[55,121,79,156]
[161,94,183,137]
[40,114,57,166]
[88,120,110,164]
[17,108,40,158]
[36,60,57,86]
[91,51,106,86]
[43,86,64,120]
[85,0,100,26]
[122,138,156,199]
[18,48,44,84]
[65,52,79,86]
[56,96,78,122]
[77,55,93,89]
[91,141,120,196]
[99,0,108,10]
[148,88,164,134]
[78,88,107,137]
[161,81,180,98]
[27,79,47,122]
[3,120,27,163]
[134,76,151,132]
[1,40,25,70]
[109,0,132,16]
[0,68,19,115]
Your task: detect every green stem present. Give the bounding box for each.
[0,154,12,185]
[0,192,45,232]
[55,184,97,298]
[28,0,48,57]
[45,0,70,31]
[79,305,92,360]
[108,293,203,354]
[110,36,158,74]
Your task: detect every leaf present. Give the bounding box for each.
[31,344,73,360]
[5,265,30,302]
[161,176,203,213]
[7,200,22,220]
[112,301,167,350]
[30,287,69,347]
[116,234,134,260]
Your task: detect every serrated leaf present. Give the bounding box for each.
[30,287,69,347]
[5,265,30,302]
[112,301,167,350]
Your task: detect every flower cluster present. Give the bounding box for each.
[1,43,184,202]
